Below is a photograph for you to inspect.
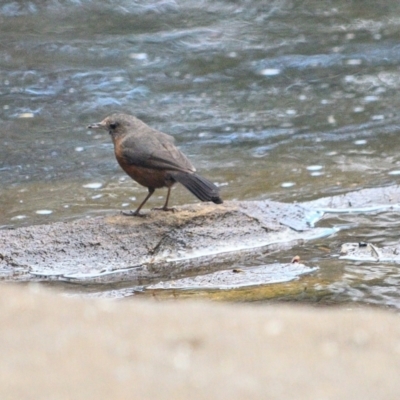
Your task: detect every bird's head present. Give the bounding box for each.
[87,113,140,138]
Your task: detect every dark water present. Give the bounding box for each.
[2,0,400,308]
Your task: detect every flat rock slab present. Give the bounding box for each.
[303,185,400,212]
[146,263,318,290]
[340,242,400,262]
[0,200,330,284]
[2,185,400,286]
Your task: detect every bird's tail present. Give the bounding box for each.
[170,172,223,204]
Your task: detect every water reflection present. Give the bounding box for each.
[1,0,400,308]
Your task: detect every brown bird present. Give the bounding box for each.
[88,113,223,216]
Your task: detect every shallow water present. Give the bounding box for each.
[2,0,400,308]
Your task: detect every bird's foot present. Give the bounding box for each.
[151,206,176,213]
[120,210,144,217]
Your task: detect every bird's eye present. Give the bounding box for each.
[109,122,118,130]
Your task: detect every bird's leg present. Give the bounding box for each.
[122,188,155,217]
[152,186,176,213]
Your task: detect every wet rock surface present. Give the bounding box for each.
[146,262,318,290]
[303,185,400,212]
[0,200,331,284]
[1,185,400,296]
[340,242,400,262]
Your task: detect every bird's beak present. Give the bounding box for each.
[87,121,107,130]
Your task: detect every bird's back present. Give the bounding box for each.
[115,117,196,174]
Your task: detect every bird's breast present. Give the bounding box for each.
[115,155,171,189]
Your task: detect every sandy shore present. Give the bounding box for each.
[1,284,399,399]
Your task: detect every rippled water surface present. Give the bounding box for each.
[2,0,400,308]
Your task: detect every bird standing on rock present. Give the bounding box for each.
[88,113,223,216]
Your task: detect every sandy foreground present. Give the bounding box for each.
[0,284,399,399]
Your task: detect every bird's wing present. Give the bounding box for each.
[120,131,196,173]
